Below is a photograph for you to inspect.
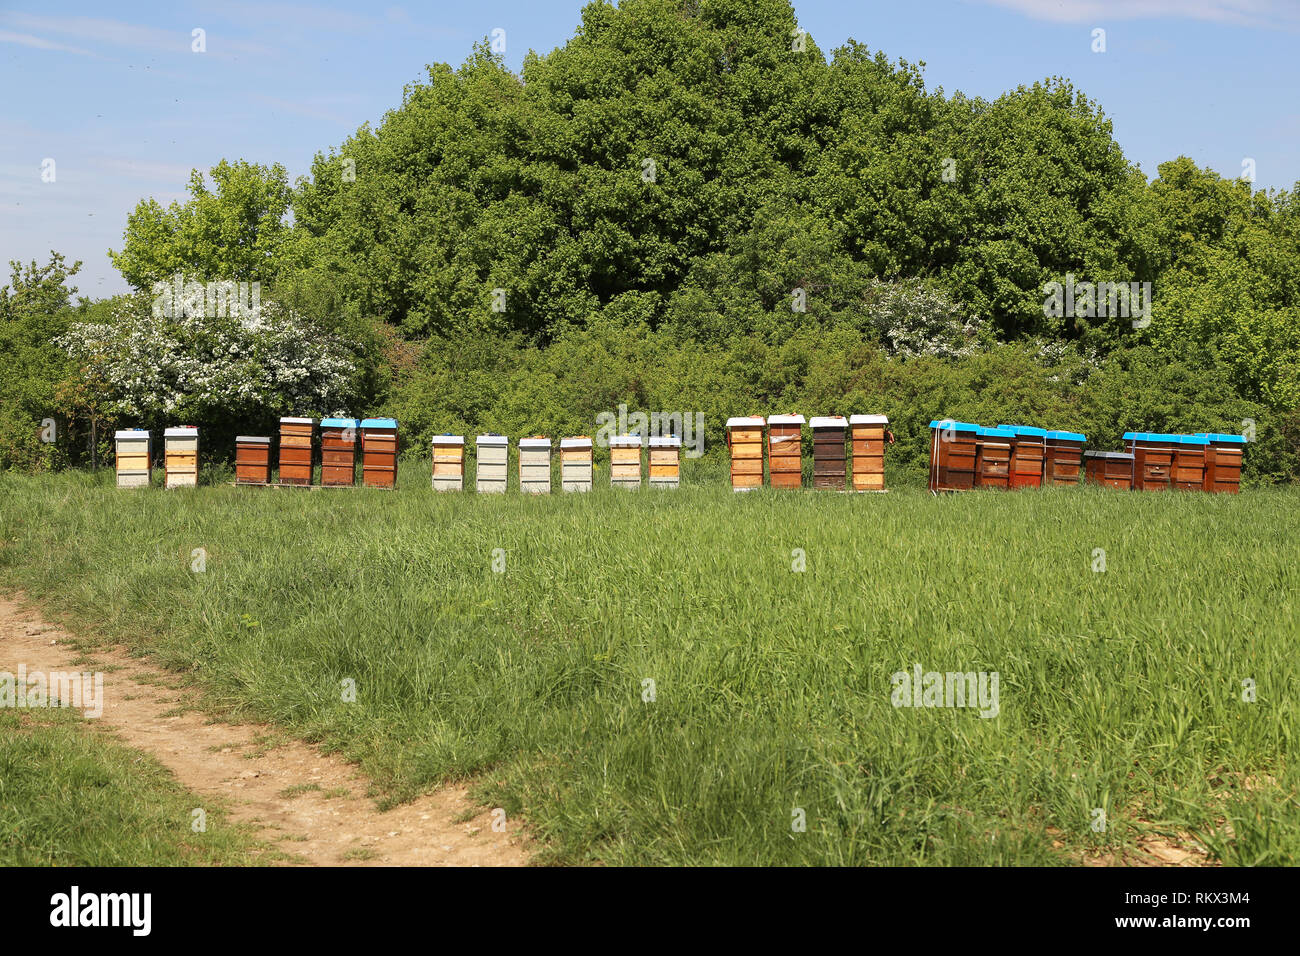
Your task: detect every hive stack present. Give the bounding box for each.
[475,434,508,493]
[1171,435,1208,491]
[974,426,1013,489]
[1044,430,1086,485]
[360,418,399,489]
[1200,433,1246,493]
[850,415,889,492]
[726,417,765,491]
[648,435,681,489]
[278,417,315,486]
[114,429,151,488]
[1125,433,1174,491]
[609,435,643,489]
[320,418,359,486]
[1084,451,1134,490]
[927,420,978,492]
[519,437,552,494]
[234,435,271,485]
[766,414,805,489]
[431,435,465,491]
[560,437,593,492]
[999,425,1046,489]
[163,426,199,489]
[810,417,848,490]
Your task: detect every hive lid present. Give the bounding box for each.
[928,420,978,433]
[1127,431,1176,442]
[808,416,847,429]
[767,414,806,425]
[320,417,359,428]
[609,434,644,447]
[476,434,507,446]
[360,418,398,429]
[560,437,593,449]
[726,416,765,427]
[164,426,198,437]
[431,435,465,445]
[977,426,1015,438]
[1046,430,1087,442]
[849,414,889,425]
[114,429,149,439]
[1199,433,1248,444]
[1084,450,1133,459]
[280,416,315,425]
[1174,434,1209,445]
[997,424,1048,437]
[649,435,681,447]
[519,437,551,449]
[236,435,271,444]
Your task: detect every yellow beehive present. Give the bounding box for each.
[476,434,508,494]
[519,437,552,494]
[726,416,765,491]
[560,437,593,492]
[114,429,151,488]
[163,426,199,489]
[648,435,681,489]
[849,414,888,492]
[609,435,643,489]
[431,435,464,491]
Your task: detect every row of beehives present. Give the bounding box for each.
[927,422,1245,493]
[724,414,890,492]
[113,427,199,488]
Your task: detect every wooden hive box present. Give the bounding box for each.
[278,416,316,486]
[360,418,399,489]
[1044,430,1086,485]
[1172,435,1208,491]
[560,437,593,492]
[725,416,765,491]
[648,435,681,489]
[114,429,152,488]
[1084,451,1134,490]
[1125,432,1174,491]
[610,435,644,489]
[430,434,465,491]
[476,434,508,494]
[974,426,1013,489]
[767,414,805,489]
[163,426,199,489]
[319,417,359,486]
[235,435,271,485]
[850,414,889,492]
[1198,433,1246,494]
[519,437,552,494]
[998,424,1046,489]
[809,416,847,491]
[927,419,978,492]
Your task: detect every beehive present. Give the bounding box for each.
[726,417,765,491]
[648,435,681,489]
[850,414,889,492]
[278,416,315,486]
[114,429,151,488]
[1084,451,1134,490]
[1125,432,1174,491]
[519,437,552,494]
[809,417,847,490]
[234,435,271,485]
[1044,430,1086,485]
[1172,435,1208,491]
[1199,433,1246,494]
[360,418,398,489]
[560,437,593,492]
[163,426,199,489]
[767,414,805,489]
[609,435,643,489]
[974,426,1013,489]
[320,417,359,487]
[431,435,464,491]
[998,424,1046,489]
[927,420,978,492]
[476,434,508,494]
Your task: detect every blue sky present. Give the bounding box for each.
[2,0,1296,298]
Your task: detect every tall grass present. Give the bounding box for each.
[1,464,1296,864]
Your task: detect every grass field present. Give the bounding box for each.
[1,462,1296,865]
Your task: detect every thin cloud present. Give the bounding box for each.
[2,12,272,57]
[965,0,1300,27]
[0,28,96,56]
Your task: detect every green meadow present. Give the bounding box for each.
[1,463,1296,865]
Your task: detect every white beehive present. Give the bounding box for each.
[476,434,508,494]
[560,437,593,492]
[519,437,552,494]
[114,429,151,488]
[609,435,643,489]
[648,435,681,489]
[163,426,199,489]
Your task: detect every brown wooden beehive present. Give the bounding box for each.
[320,418,359,487]
[974,426,1013,489]
[1200,433,1245,493]
[1172,435,1208,491]
[726,417,765,491]
[927,419,978,492]
[114,429,152,488]
[767,414,804,489]
[1125,433,1174,491]
[360,418,398,489]
[1044,430,1086,485]
[809,417,847,490]
[163,426,199,489]
[1084,451,1134,490]
[278,416,315,485]
[998,425,1046,489]
[850,414,889,492]
[235,435,271,485]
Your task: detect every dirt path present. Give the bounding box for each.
[0,594,529,866]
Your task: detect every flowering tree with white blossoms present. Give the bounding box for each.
[57,290,357,428]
